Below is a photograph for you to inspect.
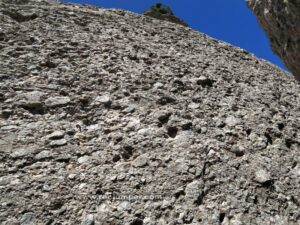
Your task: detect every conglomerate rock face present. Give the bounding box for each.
[247,0,300,82]
[0,0,300,224]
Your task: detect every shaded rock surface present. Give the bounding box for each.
[247,0,300,82]
[0,0,300,224]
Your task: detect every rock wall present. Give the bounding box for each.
[247,0,300,82]
[0,0,300,224]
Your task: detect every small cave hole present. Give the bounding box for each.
[264,133,273,145]
[219,213,226,223]
[253,195,258,204]
[277,122,285,131]
[246,128,252,136]
[167,126,178,138]
[121,145,134,159]
[112,154,121,162]
[130,218,143,225]
[262,180,275,191]
[285,139,293,148]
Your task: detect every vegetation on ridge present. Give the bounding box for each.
[149,3,174,16]
[144,2,188,27]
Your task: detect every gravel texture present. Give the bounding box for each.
[247,0,300,82]
[0,0,300,224]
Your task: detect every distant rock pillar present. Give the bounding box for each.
[247,0,300,82]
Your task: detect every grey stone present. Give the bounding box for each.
[49,139,67,147]
[45,130,65,140]
[45,96,71,107]
[20,212,35,225]
[188,102,200,109]
[117,201,130,212]
[42,184,52,192]
[0,125,19,131]
[153,82,164,90]
[156,110,172,124]
[225,116,240,127]
[2,218,19,225]
[10,146,37,158]
[35,150,51,160]
[137,128,153,136]
[132,154,148,167]
[122,105,135,113]
[254,169,271,184]
[95,95,112,106]
[78,155,90,164]
[21,91,44,109]
[143,217,156,225]
[68,174,76,180]
[292,165,300,177]
[0,176,12,186]
[185,180,204,203]
[95,203,115,222]
[81,214,94,225]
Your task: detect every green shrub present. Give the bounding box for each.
[149,3,174,16]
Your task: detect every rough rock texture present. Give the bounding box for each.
[0,0,300,224]
[247,0,300,82]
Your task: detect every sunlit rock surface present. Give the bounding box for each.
[0,0,299,224]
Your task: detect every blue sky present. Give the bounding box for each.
[64,0,286,71]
